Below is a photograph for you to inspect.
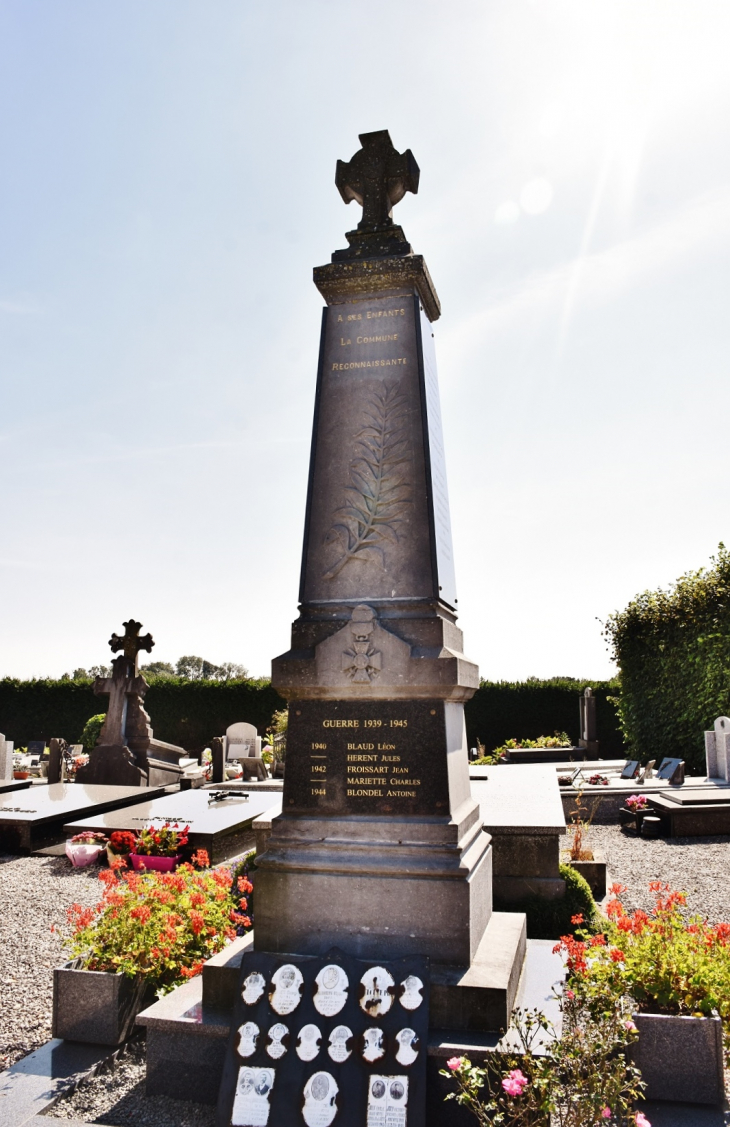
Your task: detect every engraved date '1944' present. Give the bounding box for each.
[322,380,411,580]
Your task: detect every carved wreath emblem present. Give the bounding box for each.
[323,380,411,580]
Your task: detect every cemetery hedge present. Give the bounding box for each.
[1,674,624,756]
[464,677,624,756]
[604,544,730,771]
[0,677,286,751]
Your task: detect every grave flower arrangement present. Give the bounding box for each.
[106,830,137,866]
[587,773,609,786]
[625,794,649,812]
[559,883,730,1028]
[65,852,252,994]
[66,831,108,868]
[129,821,189,871]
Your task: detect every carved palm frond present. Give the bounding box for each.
[323,381,412,580]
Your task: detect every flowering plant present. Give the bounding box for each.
[65,852,251,994]
[441,990,644,1126]
[560,883,730,1025]
[625,795,648,812]
[108,831,137,855]
[587,774,609,786]
[134,821,189,857]
[70,832,107,845]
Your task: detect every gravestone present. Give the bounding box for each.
[47,738,68,784]
[212,736,226,784]
[705,716,730,781]
[226,723,262,760]
[0,782,168,851]
[75,620,193,788]
[257,131,522,1000]
[578,687,599,754]
[0,734,12,781]
[64,787,281,864]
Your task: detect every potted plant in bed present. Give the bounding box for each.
[558,882,729,1106]
[129,821,189,871]
[563,786,607,899]
[106,829,137,867]
[54,848,245,1044]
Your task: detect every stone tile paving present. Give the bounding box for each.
[45,1039,215,1126]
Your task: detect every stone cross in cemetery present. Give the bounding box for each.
[93,619,154,747]
[75,620,191,788]
[256,130,524,1007]
[334,129,420,257]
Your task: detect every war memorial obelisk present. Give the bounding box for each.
[257,132,524,996]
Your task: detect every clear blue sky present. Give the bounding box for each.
[2,1,729,681]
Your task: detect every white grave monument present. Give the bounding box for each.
[225,722,262,761]
[705,716,730,781]
[0,734,13,781]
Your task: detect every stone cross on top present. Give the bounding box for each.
[93,620,154,749]
[109,619,154,675]
[335,130,419,253]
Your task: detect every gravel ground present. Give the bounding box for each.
[45,1039,216,1125]
[567,825,730,921]
[0,852,100,1069]
[4,829,730,1122]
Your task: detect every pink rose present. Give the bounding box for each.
[602,1109,611,1120]
[446,1056,463,1071]
[624,1019,638,1033]
[635,1113,651,1127]
[501,1069,528,1097]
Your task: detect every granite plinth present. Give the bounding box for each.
[472,767,566,902]
[0,783,168,852]
[648,791,730,836]
[63,789,282,864]
[254,798,492,965]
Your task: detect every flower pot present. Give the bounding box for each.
[631,1012,725,1105]
[13,771,29,780]
[565,851,607,899]
[66,841,105,868]
[129,852,180,872]
[53,956,154,1045]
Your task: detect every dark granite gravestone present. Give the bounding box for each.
[48,738,67,784]
[74,620,196,788]
[64,787,282,864]
[216,947,428,1127]
[0,782,168,851]
[256,131,525,1020]
[578,687,599,754]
